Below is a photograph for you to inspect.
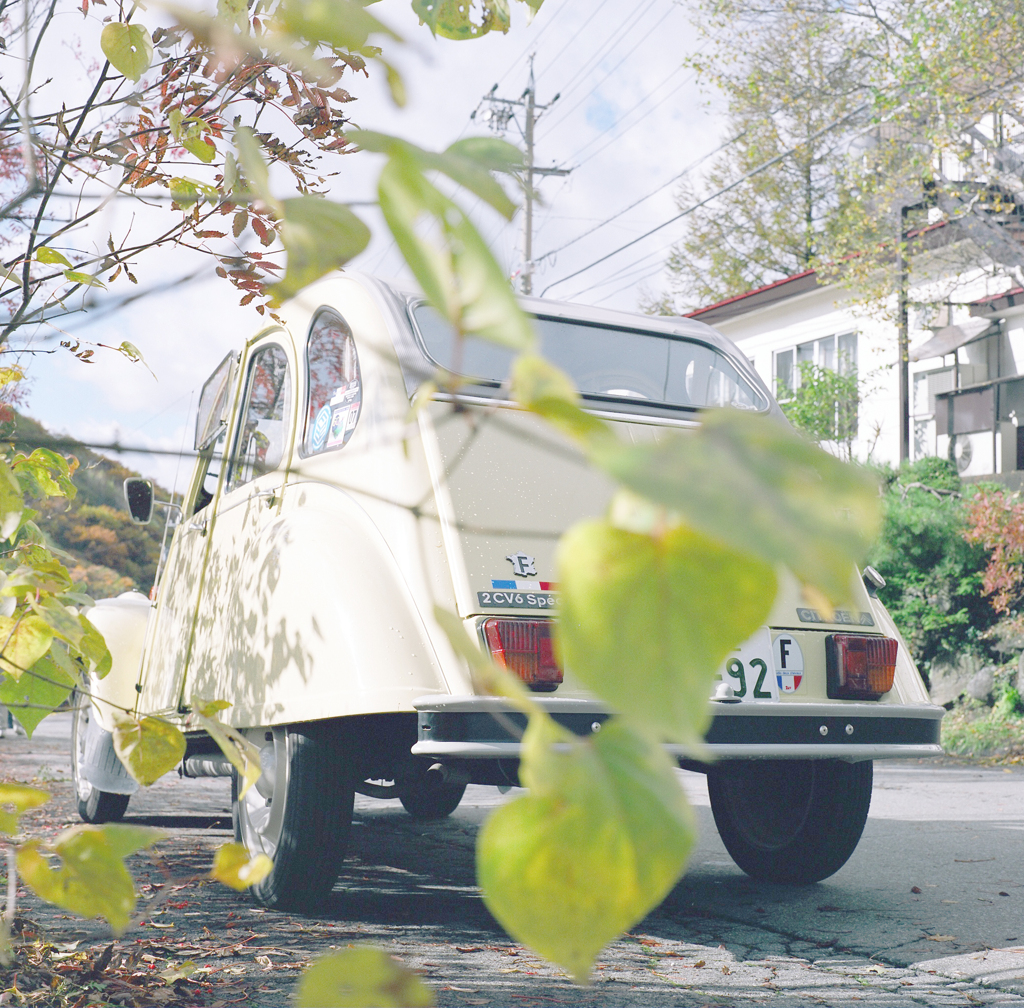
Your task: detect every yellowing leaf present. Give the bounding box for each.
[77,615,111,679]
[183,135,217,163]
[100,22,153,82]
[112,716,186,786]
[511,353,611,448]
[30,596,85,646]
[478,715,695,983]
[210,842,273,890]
[190,698,262,797]
[0,615,55,681]
[168,177,218,206]
[34,247,71,267]
[296,947,435,1008]
[557,518,775,744]
[168,109,184,139]
[160,960,198,982]
[275,0,401,53]
[0,457,23,539]
[0,782,49,834]
[592,409,880,604]
[413,0,511,39]
[17,824,165,934]
[0,653,75,737]
[62,269,106,289]
[274,196,370,300]
[233,127,274,208]
[217,0,249,31]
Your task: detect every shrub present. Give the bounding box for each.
[867,458,997,675]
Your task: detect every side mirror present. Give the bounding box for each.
[124,477,154,525]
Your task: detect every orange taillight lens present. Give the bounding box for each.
[826,634,897,700]
[482,618,562,692]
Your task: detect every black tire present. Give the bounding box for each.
[707,759,872,884]
[233,725,354,911]
[70,693,130,824]
[398,780,466,820]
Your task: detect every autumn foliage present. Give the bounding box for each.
[964,488,1024,616]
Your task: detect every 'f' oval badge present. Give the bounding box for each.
[773,634,804,693]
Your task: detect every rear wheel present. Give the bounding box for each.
[71,694,130,824]
[233,725,354,911]
[398,779,466,820]
[707,759,872,884]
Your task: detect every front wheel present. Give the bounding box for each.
[233,725,354,911]
[707,759,872,884]
[71,693,130,824]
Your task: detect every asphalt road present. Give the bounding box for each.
[6,716,1024,1006]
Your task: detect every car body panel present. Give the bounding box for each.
[112,269,936,757]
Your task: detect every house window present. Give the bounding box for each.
[774,332,857,397]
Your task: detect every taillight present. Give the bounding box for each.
[826,634,897,700]
[482,618,562,692]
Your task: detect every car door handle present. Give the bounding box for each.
[188,518,208,534]
[251,488,277,507]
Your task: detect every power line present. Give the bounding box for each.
[539,98,874,296]
[536,0,661,115]
[537,130,747,262]
[537,0,677,139]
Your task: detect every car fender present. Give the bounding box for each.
[184,490,457,728]
[85,591,152,732]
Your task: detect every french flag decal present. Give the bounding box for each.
[773,634,804,694]
[491,580,558,591]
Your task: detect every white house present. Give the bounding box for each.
[687,254,1024,485]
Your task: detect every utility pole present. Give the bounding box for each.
[473,56,572,295]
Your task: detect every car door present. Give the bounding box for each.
[183,336,295,713]
[137,352,237,716]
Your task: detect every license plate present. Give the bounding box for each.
[718,627,778,701]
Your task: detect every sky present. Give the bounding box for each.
[14,0,728,490]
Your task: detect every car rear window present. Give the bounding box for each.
[411,304,767,413]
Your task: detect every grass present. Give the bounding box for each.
[941,689,1024,760]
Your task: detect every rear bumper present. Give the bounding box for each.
[410,695,944,763]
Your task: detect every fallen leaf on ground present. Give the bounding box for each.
[926,936,957,942]
[910,886,922,894]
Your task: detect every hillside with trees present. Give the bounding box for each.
[7,412,175,597]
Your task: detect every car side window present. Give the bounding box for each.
[228,344,291,492]
[304,309,361,455]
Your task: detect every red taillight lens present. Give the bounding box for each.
[826,634,897,699]
[482,618,562,692]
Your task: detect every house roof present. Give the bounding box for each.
[970,286,1024,316]
[683,220,963,325]
[684,270,820,324]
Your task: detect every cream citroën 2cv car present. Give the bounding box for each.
[75,270,943,910]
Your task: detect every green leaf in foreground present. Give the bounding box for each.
[0,653,75,737]
[591,409,880,604]
[34,247,71,267]
[296,946,435,1008]
[377,152,534,351]
[274,196,371,300]
[557,517,776,745]
[17,824,166,934]
[412,0,510,39]
[0,782,49,834]
[99,22,153,82]
[0,615,54,681]
[210,841,273,890]
[112,716,187,786]
[478,715,694,983]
